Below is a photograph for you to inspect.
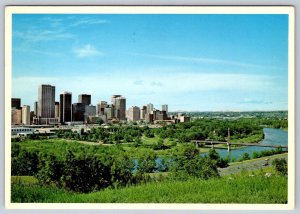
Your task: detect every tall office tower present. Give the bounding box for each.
[157,111,168,121]
[30,111,34,124]
[140,107,146,120]
[11,98,21,109]
[55,102,60,118]
[78,94,91,106]
[145,113,154,123]
[127,106,140,122]
[11,109,22,124]
[60,92,72,123]
[115,96,126,120]
[162,104,168,113]
[97,101,107,115]
[84,105,96,121]
[38,84,55,118]
[111,95,121,105]
[34,101,38,116]
[72,103,85,121]
[22,105,30,125]
[147,103,154,114]
[104,105,114,120]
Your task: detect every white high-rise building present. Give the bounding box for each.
[127,106,140,122]
[162,104,168,113]
[22,105,30,125]
[147,103,154,114]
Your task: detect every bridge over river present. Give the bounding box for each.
[191,128,288,151]
[191,140,288,151]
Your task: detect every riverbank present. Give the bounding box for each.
[219,153,288,176]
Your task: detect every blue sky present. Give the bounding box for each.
[12,14,288,111]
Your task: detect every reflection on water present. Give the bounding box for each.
[213,128,288,160]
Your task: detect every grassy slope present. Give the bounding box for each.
[12,171,287,203]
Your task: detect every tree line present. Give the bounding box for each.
[48,117,288,144]
[11,141,228,193]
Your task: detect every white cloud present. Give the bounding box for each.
[73,44,104,58]
[12,70,283,111]
[70,18,109,27]
[128,52,282,70]
[13,29,74,43]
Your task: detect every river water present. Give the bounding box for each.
[212,128,288,160]
[135,128,288,171]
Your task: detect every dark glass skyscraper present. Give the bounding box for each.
[72,103,85,121]
[78,94,91,106]
[11,98,21,109]
[38,84,55,118]
[60,92,72,123]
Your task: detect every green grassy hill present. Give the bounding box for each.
[12,172,287,203]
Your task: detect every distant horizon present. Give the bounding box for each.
[12,14,288,112]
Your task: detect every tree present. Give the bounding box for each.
[208,149,219,161]
[241,152,250,161]
[11,150,39,176]
[207,149,228,168]
[153,138,165,150]
[272,158,287,176]
[137,150,157,173]
[36,154,65,186]
[134,137,142,147]
[61,151,112,193]
[110,153,134,187]
[183,145,199,160]
[156,157,170,172]
[96,118,104,125]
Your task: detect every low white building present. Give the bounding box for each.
[11,127,35,136]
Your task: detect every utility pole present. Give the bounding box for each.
[227,128,231,151]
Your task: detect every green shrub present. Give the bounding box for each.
[272,158,287,176]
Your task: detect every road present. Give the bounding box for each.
[218,153,288,176]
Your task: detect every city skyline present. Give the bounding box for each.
[12,14,288,111]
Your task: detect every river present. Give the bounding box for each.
[212,128,288,160]
[135,128,288,171]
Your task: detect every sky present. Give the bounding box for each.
[12,14,289,111]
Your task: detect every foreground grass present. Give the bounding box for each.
[12,173,287,203]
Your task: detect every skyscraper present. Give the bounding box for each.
[97,101,107,115]
[105,105,114,120]
[11,109,22,125]
[38,84,55,118]
[84,105,96,121]
[111,95,121,105]
[162,104,168,113]
[12,98,21,109]
[78,94,91,106]
[127,106,140,122]
[147,103,154,114]
[55,102,60,118]
[115,96,126,120]
[72,103,85,121]
[34,101,38,116]
[60,92,72,123]
[22,105,30,125]
[140,106,147,120]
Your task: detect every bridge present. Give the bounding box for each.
[191,128,287,151]
[191,140,288,151]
